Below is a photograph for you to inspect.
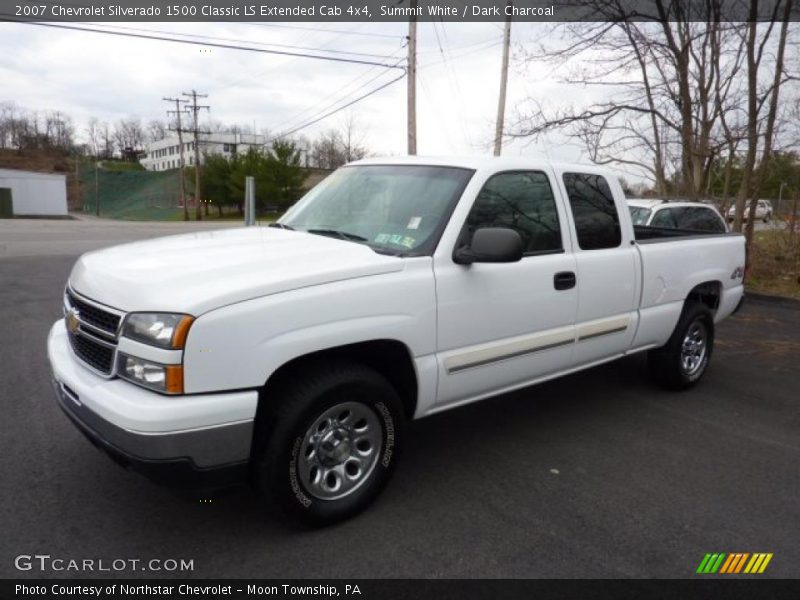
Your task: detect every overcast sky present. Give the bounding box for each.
[0,20,625,174]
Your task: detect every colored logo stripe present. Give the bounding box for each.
[719,553,749,573]
[744,553,773,574]
[697,552,773,574]
[697,553,726,573]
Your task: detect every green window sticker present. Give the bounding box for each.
[374,233,416,248]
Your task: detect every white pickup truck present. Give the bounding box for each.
[48,157,745,525]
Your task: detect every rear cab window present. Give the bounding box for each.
[562,173,622,250]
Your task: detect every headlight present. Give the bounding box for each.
[122,313,194,349]
[117,353,183,394]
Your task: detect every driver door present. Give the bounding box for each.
[433,169,578,409]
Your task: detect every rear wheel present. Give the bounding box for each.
[648,302,715,390]
[254,361,404,526]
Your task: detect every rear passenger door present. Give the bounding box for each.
[558,172,639,366]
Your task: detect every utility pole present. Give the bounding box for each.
[493,2,512,157]
[164,96,189,221]
[407,0,417,155]
[183,89,209,221]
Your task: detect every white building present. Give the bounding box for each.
[0,168,68,216]
[140,132,266,172]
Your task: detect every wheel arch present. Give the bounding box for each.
[256,339,419,424]
[685,280,722,315]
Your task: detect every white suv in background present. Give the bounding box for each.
[628,200,728,233]
[726,199,773,223]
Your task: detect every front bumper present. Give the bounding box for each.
[48,321,259,491]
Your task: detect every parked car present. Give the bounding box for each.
[628,199,728,233]
[727,199,773,222]
[48,157,745,526]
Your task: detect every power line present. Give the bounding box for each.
[420,38,504,70]
[271,72,407,141]
[431,21,473,149]
[416,35,506,55]
[244,22,403,40]
[277,55,406,135]
[84,22,399,60]
[206,30,405,95]
[0,19,405,69]
[417,70,456,150]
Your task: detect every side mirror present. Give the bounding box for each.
[453,227,524,265]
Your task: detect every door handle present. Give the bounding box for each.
[553,271,576,291]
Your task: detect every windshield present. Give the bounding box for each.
[628,206,652,226]
[279,165,474,255]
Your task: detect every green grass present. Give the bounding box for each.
[100,160,146,172]
[747,227,800,299]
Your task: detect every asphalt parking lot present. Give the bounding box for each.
[1,218,798,579]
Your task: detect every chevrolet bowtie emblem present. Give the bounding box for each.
[66,308,81,334]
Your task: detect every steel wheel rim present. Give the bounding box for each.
[298,401,383,501]
[680,320,708,376]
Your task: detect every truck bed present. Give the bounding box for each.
[633,224,735,242]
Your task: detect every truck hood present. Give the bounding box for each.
[69,227,404,314]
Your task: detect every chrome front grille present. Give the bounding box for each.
[64,287,124,377]
[66,289,121,336]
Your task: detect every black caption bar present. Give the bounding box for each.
[1,0,798,22]
[4,580,800,600]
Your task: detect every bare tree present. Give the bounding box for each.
[734,0,795,258]
[510,1,796,211]
[340,113,369,163]
[310,130,343,170]
[113,118,145,161]
[146,119,167,143]
[308,116,370,169]
[99,121,114,159]
[42,111,74,151]
[0,102,16,149]
[85,117,100,157]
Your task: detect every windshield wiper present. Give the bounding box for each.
[268,222,295,230]
[306,229,367,242]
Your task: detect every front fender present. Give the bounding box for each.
[182,260,436,394]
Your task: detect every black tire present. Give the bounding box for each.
[254,360,404,527]
[648,302,715,391]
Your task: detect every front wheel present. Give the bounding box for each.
[648,302,715,390]
[254,361,404,527]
